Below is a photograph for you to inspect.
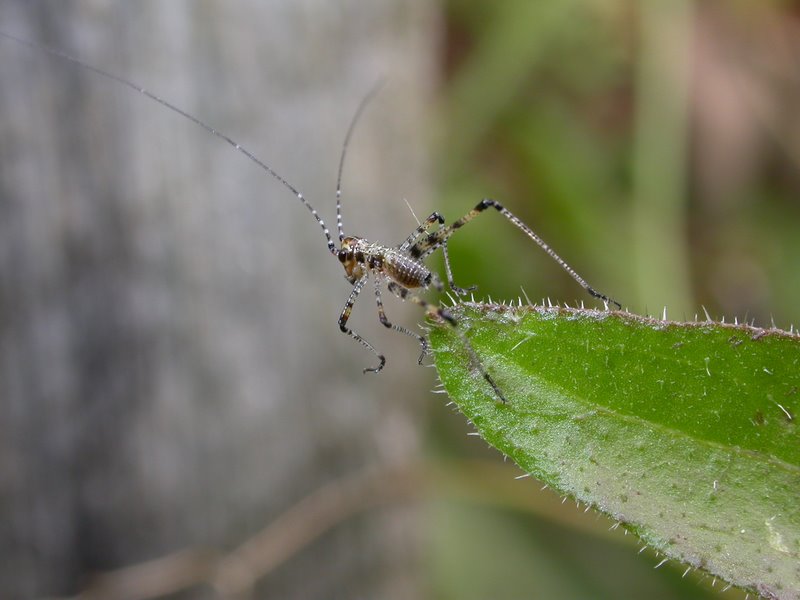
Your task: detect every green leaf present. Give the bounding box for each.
[430,303,800,599]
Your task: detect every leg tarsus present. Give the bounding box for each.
[484,372,507,403]
[417,337,429,365]
[441,239,477,296]
[587,286,622,310]
[363,354,386,374]
[450,283,477,296]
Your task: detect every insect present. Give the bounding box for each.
[0,30,619,403]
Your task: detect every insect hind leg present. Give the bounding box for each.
[410,198,621,309]
[399,212,444,250]
[399,214,476,296]
[440,239,476,296]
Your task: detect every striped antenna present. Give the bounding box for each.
[334,79,385,241]
[0,29,338,254]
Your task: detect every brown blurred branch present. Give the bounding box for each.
[59,458,632,600]
[63,463,424,600]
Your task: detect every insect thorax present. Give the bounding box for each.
[338,236,431,289]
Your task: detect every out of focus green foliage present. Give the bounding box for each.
[436,0,800,323]
[427,1,800,599]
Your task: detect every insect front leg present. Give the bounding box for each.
[338,275,385,374]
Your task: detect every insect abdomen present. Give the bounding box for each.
[384,249,430,288]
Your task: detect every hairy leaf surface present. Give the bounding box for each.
[430,304,800,599]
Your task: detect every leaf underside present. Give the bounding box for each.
[430,303,800,600]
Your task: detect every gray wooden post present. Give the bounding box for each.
[0,2,437,597]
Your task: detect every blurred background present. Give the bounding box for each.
[0,0,797,598]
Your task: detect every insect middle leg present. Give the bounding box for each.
[338,275,385,373]
[372,274,428,364]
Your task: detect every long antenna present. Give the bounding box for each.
[334,79,384,241]
[0,29,338,255]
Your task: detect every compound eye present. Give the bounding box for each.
[337,250,347,263]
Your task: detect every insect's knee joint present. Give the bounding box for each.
[451,283,477,295]
[439,309,457,326]
[479,198,502,211]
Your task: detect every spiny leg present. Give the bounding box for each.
[398,213,475,295]
[387,282,506,403]
[409,198,621,309]
[440,239,476,296]
[399,212,444,250]
[372,274,429,364]
[387,281,455,324]
[455,326,507,404]
[338,275,385,374]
